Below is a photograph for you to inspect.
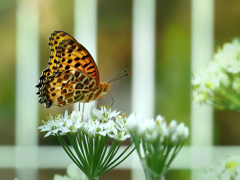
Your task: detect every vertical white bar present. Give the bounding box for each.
[191,0,214,179]
[132,0,156,118]
[15,0,39,179]
[132,0,156,180]
[73,0,98,113]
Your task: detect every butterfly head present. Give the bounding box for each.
[101,82,111,94]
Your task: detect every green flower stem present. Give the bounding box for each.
[108,141,123,161]
[80,133,91,164]
[56,133,86,173]
[154,142,162,171]
[100,140,119,169]
[104,141,133,170]
[140,136,184,178]
[130,133,142,159]
[87,176,99,180]
[142,159,165,180]
[160,140,171,171]
[167,142,184,168]
[67,133,89,172]
[57,132,135,178]
[99,142,135,175]
[88,137,94,169]
[212,86,240,111]
[76,134,89,165]
[92,136,102,176]
[98,136,110,166]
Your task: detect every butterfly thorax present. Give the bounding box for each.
[85,82,111,103]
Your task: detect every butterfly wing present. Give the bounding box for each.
[36,31,75,88]
[38,70,98,107]
[37,31,100,107]
[55,39,100,84]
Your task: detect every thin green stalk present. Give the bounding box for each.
[93,136,107,176]
[108,141,123,160]
[100,146,136,176]
[167,142,184,168]
[94,136,110,174]
[56,134,86,173]
[76,134,88,166]
[56,134,81,166]
[98,136,110,164]
[102,142,122,170]
[154,141,162,172]
[88,137,94,175]
[159,139,171,172]
[131,134,142,158]
[92,136,101,176]
[100,140,119,169]
[67,133,89,170]
[103,142,135,170]
[81,132,91,164]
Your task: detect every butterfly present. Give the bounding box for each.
[36,31,111,108]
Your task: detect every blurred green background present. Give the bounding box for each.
[1,0,240,179]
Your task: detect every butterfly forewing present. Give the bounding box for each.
[56,39,100,85]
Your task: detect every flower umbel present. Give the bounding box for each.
[39,106,135,180]
[192,38,240,111]
[126,111,189,180]
[198,154,240,180]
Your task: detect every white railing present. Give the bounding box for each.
[73,0,98,113]
[190,0,215,179]
[0,0,235,180]
[131,0,156,179]
[15,0,39,179]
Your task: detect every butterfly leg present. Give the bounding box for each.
[81,101,85,121]
[78,102,81,112]
[101,96,106,114]
[97,96,105,109]
[97,99,101,109]
[103,96,105,108]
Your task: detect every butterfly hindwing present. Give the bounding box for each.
[40,70,98,107]
[36,31,75,88]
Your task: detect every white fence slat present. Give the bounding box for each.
[1,146,239,169]
[15,0,39,179]
[132,0,156,118]
[132,0,156,179]
[73,0,98,113]
[191,0,214,179]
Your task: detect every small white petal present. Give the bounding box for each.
[169,120,177,134]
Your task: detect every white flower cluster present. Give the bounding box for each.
[38,106,130,141]
[126,111,189,144]
[199,154,240,180]
[192,38,240,110]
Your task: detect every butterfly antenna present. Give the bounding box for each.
[108,69,129,84]
[108,92,114,107]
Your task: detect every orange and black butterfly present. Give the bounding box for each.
[36,31,111,108]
